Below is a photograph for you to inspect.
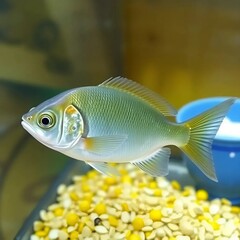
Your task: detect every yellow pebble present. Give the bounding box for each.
[87,170,98,178]
[113,187,122,197]
[231,206,240,214]
[79,200,91,212]
[138,182,147,188]
[69,191,79,201]
[132,217,145,230]
[202,205,209,212]
[78,222,84,233]
[149,209,162,221]
[101,184,109,191]
[167,195,176,203]
[182,189,190,197]
[128,233,141,240]
[145,232,151,238]
[94,203,107,215]
[153,188,162,196]
[122,175,132,183]
[35,230,47,237]
[121,203,130,211]
[70,230,79,239]
[171,180,181,190]
[119,168,128,175]
[196,189,208,201]
[104,176,117,185]
[54,207,64,216]
[83,192,93,201]
[109,215,119,227]
[130,192,138,199]
[82,184,90,192]
[221,198,231,205]
[166,203,174,208]
[210,221,220,230]
[66,213,79,226]
[149,181,158,189]
[125,230,131,238]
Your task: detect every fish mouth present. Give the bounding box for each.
[21,120,35,134]
[21,119,44,143]
[21,118,67,150]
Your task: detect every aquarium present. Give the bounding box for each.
[1,1,240,239]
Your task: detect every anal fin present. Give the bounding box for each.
[87,161,120,176]
[133,147,171,177]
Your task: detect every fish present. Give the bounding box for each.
[21,77,235,181]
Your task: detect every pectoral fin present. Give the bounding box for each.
[82,135,128,156]
[87,162,120,176]
[133,147,171,177]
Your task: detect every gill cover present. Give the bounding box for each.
[59,105,84,148]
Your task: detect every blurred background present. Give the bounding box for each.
[0,0,240,239]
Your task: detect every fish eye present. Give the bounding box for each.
[38,112,55,129]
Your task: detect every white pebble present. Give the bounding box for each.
[62,198,72,208]
[209,204,220,215]
[108,207,117,216]
[33,221,44,231]
[39,210,48,221]
[179,219,194,235]
[121,211,130,223]
[144,188,154,195]
[67,226,77,233]
[217,217,226,225]
[168,223,179,231]
[116,222,127,232]
[156,227,166,237]
[30,235,40,240]
[82,226,92,237]
[49,229,58,239]
[100,234,110,240]
[49,219,63,229]
[174,199,184,213]
[58,230,68,240]
[144,218,153,226]
[202,220,213,233]
[222,221,235,237]
[142,226,153,232]
[57,184,66,194]
[163,225,173,237]
[114,232,126,239]
[152,221,162,228]
[199,227,205,240]
[176,236,191,240]
[222,212,234,219]
[146,230,156,239]
[161,217,171,223]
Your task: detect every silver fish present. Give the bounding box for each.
[21,77,235,181]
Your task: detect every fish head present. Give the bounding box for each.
[21,94,84,150]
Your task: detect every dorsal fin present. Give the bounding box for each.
[99,77,177,116]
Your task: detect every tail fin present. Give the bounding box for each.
[180,98,235,182]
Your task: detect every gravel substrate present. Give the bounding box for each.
[30,164,240,240]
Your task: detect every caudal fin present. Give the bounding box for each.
[180,98,235,182]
